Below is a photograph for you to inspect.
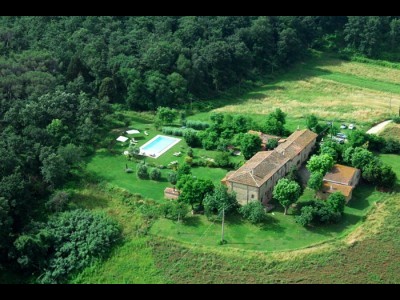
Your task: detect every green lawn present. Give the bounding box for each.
[379,153,400,186]
[150,183,384,251]
[86,116,238,201]
[87,110,396,253]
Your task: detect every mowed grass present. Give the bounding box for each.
[188,52,400,130]
[86,115,239,201]
[150,183,384,251]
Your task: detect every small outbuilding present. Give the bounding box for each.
[116,136,129,142]
[164,187,180,200]
[126,129,140,134]
[317,164,361,202]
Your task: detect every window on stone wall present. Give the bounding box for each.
[251,194,254,199]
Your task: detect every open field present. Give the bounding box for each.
[188,52,400,131]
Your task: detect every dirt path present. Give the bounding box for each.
[366,120,393,134]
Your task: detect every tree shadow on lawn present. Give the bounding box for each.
[182,215,202,227]
[306,212,362,236]
[259,216,286,234]
[226,213,244,225]
[71,192,109,210]
[347,183,377,211]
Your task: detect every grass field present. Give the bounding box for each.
[188,52,400,131]
[379,123,400,142]
[150,193,400,283]
[150,183,384,251]
[71,139,400,284]
[69,178,399,283]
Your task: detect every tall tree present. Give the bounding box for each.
[238,133,262,160]
[306,154,334,175]
[273,178,302,215]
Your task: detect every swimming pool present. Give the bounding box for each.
[140,135,181,158]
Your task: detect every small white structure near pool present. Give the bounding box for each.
[126,129,140,134]
[140,135,181,158]
[116,136,129,142]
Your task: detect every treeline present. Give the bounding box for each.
[3,16,400,112]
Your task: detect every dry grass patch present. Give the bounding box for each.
[214,76,400,123]
[319,58,400,85]
[379,123,400,141]
[209,53,400,125]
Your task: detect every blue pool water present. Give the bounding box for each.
[140,135,180,157]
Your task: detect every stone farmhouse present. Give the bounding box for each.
[222,129,318,205]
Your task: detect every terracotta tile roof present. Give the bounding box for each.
[164,187,180,199]
[321,182,353,197]
[225,129,317,187]
[275,129,318,155]
[324,164,359,185]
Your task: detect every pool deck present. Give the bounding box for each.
[139,135,181,158]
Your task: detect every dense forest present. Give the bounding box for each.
[1,16,400,282]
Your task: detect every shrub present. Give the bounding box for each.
[216,138,229,152]
[149,168,161,181]
[184,156,193,165]
[366,134,386,152]
[185,120,210,130]
[136,163,149,179]
[393,116,400,124]
[162,127,185,136]
[183,129,201,147]
[14,209,121,284]
[203,185,238,218]
[215,152,231,168]
[295,205,315,227]
[177,163,191,179]
[266,138,278,150]
[239,201,266,224]
[205,159,217,168]
[383,138,400,154]
[160,201,189,221]
[187,147,194,158]
[137,200,162,220]
[46,190,71,212]
[295,200,341,227]
[327,192,346,214]
[167,172,178,185]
